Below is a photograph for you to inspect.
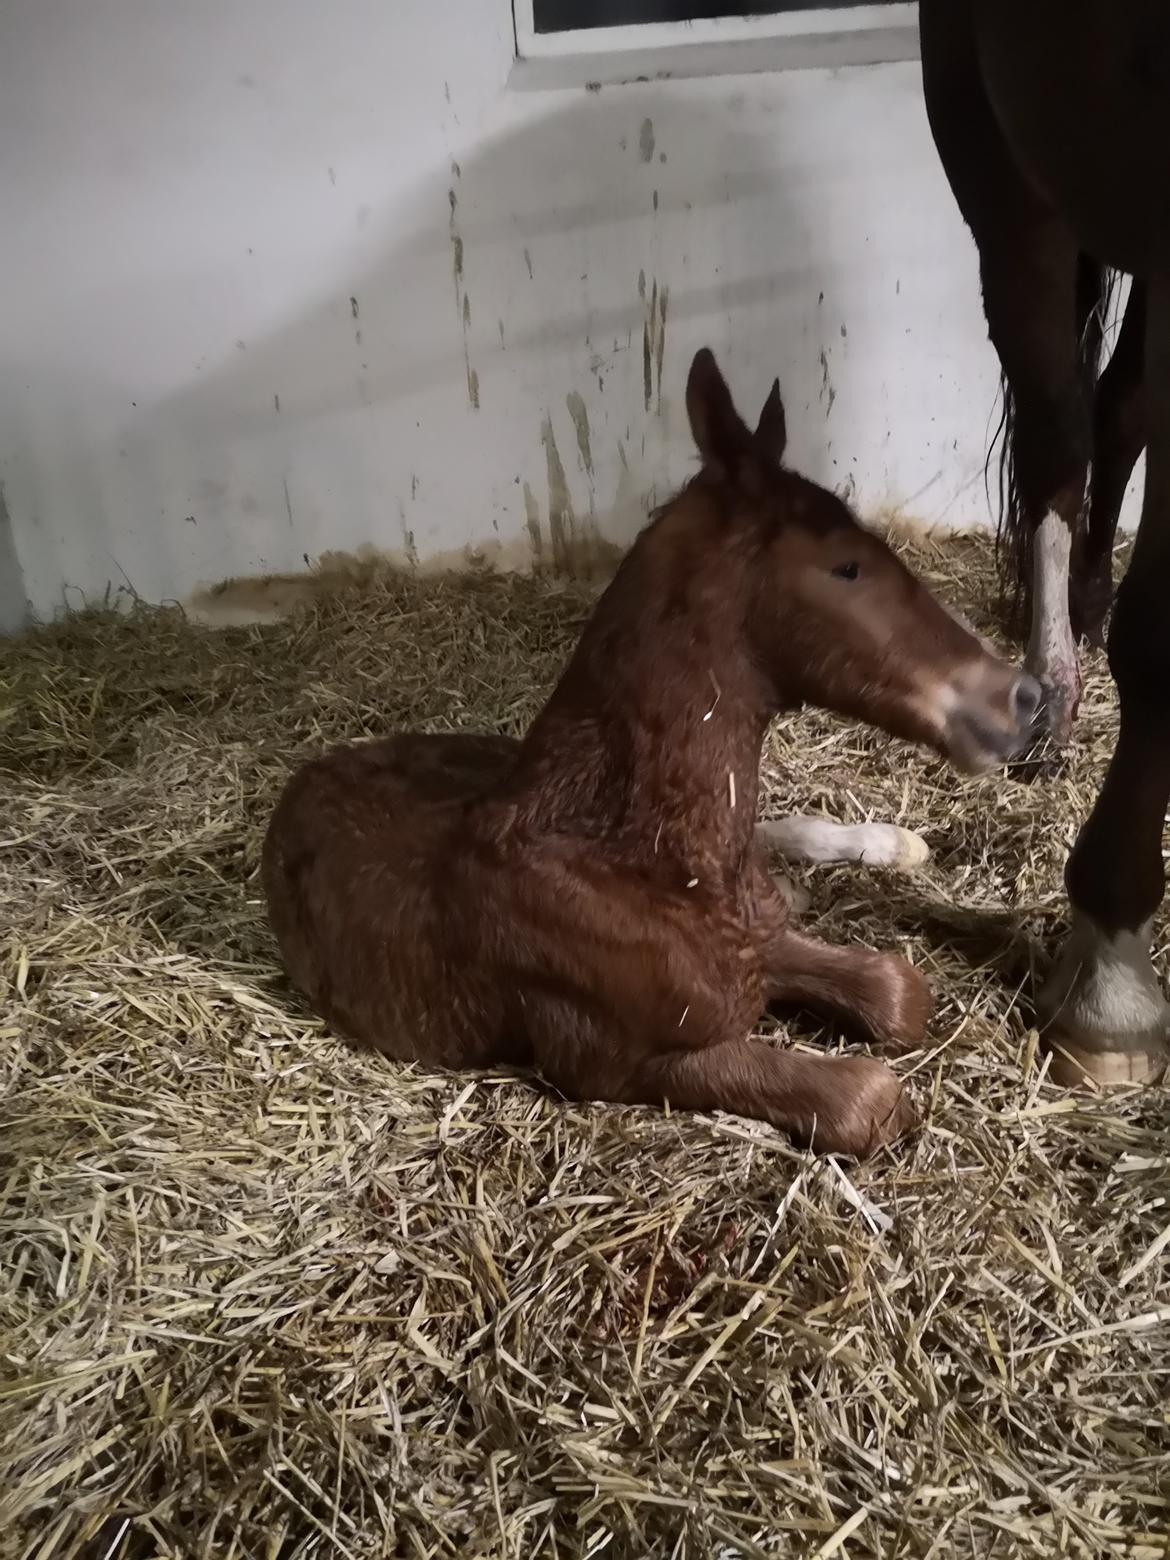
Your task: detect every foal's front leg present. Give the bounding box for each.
[526,981,917,1159]
[522,863,922,1160]
[746,857,931,1052]
[762,925,932,1054]
[634,870,930,1154]
[629,924,926,1155]
[634,1039,917,1159]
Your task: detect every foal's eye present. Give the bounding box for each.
[831,561,860,581]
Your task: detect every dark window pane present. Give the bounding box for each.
[534,0,900,32]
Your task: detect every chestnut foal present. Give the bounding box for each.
[263,349,1039,1158]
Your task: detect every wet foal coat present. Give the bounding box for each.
[264,350,1036,1157]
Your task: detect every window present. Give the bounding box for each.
[512,1,919,88]
[534,1,902,30]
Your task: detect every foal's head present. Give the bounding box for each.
[683,348,1040,772]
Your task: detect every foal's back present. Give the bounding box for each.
[262,732,521,1066]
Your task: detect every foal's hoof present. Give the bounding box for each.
[854,824,931,871]
[809,1057,918,1159]
[865,954,932,1053]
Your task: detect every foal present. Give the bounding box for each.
[263,349,1039,1159]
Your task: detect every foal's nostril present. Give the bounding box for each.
[1012,673,1044,728]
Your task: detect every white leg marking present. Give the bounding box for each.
[756,817,930,871]
[1039,912,1170,1084]
[1026,511,1079,731]
[1027,512,1074,670]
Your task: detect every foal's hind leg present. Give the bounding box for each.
[756,817,929,871]
[755,815,930,924]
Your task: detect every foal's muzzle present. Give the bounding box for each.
[944,669,1045,773]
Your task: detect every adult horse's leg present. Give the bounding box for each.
[1072,280,1147,646]
[920,0,1092,742]
[1040,279,1170,1085]
[980,234,1091,744]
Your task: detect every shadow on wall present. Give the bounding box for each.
[103,86,825,619]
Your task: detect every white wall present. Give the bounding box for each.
[0,0,1113,629]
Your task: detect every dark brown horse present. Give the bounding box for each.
[924,0,1170,1087]
[263,349,1038,1159]
[921,0,1149,743]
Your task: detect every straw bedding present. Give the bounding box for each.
[1,530,1167,1559]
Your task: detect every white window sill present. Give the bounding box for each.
[509,4,919,91]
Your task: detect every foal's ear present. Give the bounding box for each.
[754,379,787,465]
[686,348,756,477]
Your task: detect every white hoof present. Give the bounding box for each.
[1039,913,1170,1087]
[852,823,931,870]
[756,817,930,872]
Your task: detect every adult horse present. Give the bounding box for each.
[922,0,1170,1085]
[921,0,1149,744]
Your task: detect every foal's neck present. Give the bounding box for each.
[503,499,777,872]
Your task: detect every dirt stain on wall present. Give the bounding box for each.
[449,182,479,411]
[528,416,621,582]
[523,481,544,566]
[819,347,836,416]
[641,276,669,414]
[565,391,594,479]
[542,416,572,569]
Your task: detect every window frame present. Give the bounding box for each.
[510,1,920,90]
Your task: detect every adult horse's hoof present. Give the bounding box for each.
[1038,912,1170,1087]
[1044,1033,1169,1088]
